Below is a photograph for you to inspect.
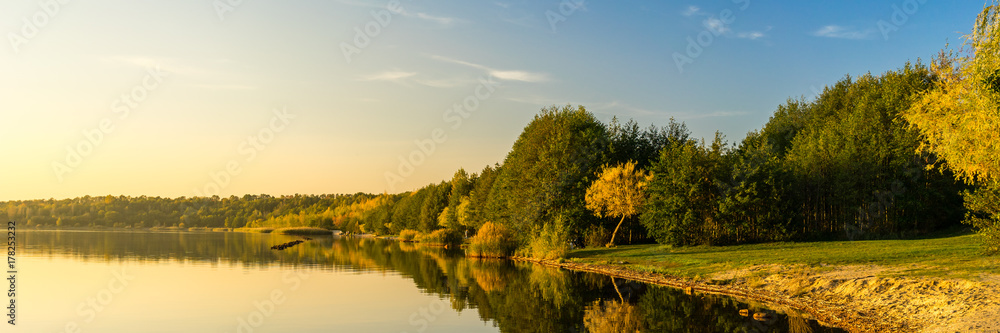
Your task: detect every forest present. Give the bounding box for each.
[5,4,999,256]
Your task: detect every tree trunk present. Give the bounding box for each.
[607,215,626,247]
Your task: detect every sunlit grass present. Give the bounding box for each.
[567,230,997,280]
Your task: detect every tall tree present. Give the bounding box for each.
[487,105,610,238]
[641,134,730,246]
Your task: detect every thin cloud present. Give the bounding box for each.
[103,55,210,77]
[193,84,257,90]
[334,0,460,26]
[737,31,765,40]
[412,12,456,25]
[682,5,701,17]
[686,10,765,41]
[703,17,729,34]
[413,77,476,88]
[813,25,872,40]
[430,55,549,82]
[359,71,417,82]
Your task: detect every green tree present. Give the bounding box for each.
[444,169,473,229]
[642,134,730,246]
[463,164,500,229]
[487,105,609,240]
[584,161,651,247]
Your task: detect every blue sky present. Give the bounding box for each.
[0,0,987,200]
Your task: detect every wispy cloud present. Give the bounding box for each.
[193,84,257,90]
[412,12,455,25]
[430,55,549,82]
[682,7,765,41]
[736,26,770,40]
[359,70,417,82]
[703,17,729,34]
[103,55,211,77]
[813,25,872,40]
[737,31,765,40]
[413,77,476,88]
[682,5,701,17]
[334,0,460,26]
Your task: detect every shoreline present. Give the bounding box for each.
[513,256,999,333]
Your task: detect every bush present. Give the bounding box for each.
[418,228,464,247]
[468,222,518,258]
[399,229,420,242]
[584,224,611,248]
[964,186,1000,254]
[523,216,571,260]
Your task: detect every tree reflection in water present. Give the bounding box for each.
[23,230,845,333]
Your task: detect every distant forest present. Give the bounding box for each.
[7,5,1000,254]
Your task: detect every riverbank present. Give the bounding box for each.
[516,231,1000,333]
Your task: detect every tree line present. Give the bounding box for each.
[6,3,999,255]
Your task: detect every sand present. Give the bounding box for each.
[516,258,1000,333]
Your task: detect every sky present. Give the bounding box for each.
[0,0,989,201]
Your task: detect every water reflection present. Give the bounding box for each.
[22,231,844,332]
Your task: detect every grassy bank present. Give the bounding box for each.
[565,230,995,280]
[545,230,999,332]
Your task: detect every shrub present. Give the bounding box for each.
[468,222,518,258]
[523,216,571,260]
[418,228,464,247]
[584,224,611,248]
[964,186,1000,254]
[399,229,421,242]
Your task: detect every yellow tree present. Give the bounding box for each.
[585,160,651,247]
[905,3,1000,184]
[906,2,1000,253]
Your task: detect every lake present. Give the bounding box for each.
[18,230,845,332]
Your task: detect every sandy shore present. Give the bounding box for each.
[514,257,1000,333]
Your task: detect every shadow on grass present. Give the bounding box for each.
[568,245,647,258]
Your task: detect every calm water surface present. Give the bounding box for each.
[19,230,845,332]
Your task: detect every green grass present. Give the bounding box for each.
[567,231,998,280]
[272,227,332,235]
